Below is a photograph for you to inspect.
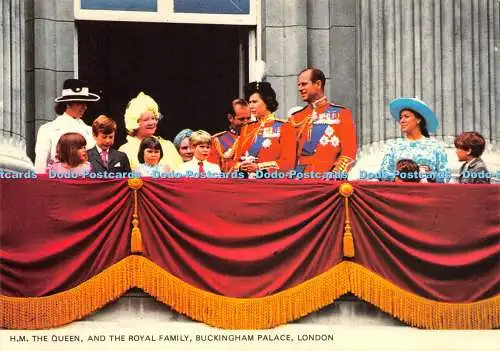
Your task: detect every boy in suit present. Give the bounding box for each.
[454,132,490,184]
[88,115,131,175]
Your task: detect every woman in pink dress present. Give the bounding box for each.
[47,132,92,175]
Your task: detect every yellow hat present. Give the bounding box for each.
[124,92,160,133]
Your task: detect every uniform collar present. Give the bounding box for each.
[258,113,275,125]
[311,96,328,109]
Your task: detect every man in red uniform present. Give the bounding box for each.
[285,68,357,174]
[208,99,251,172]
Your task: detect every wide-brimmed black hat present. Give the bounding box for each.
[54,79,100,103]
[244,81,276,100]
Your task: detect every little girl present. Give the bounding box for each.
[135,137,171,177]
[48,132,91,174]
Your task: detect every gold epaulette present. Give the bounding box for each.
[211,131,227,138]
[291,106,307,116]
[329,102,346,109]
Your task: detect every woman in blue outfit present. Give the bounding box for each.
[379,98,449,183]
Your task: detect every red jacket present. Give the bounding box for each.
[208,129,238,172]
[230,114,295,172]
[285,97,357,173]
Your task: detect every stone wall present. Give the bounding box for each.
[0,0,33,170]
[263,0,499,152]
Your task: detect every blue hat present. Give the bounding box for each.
[389,98,438,133]
[173,129,193,149]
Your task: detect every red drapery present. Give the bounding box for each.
[1,178,499,329]
[139,179,344,297]
[350,183,499,302]
[0,178,132,296]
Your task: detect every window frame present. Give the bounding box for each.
[74,0,257,25]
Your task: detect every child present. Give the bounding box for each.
[454,132,490,184]
[395,159,420,183]
[47,132,91,174]
[87,115,131,174]
[176,130,221,175]
[135,137,171,177]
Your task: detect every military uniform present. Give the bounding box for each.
[208,128,239,172]
[286,97,357,173]
[230,114,295,172]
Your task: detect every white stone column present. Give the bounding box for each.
[27,0,75,159]
[354,0,499,178]
[263,0,308,117]
[0,0,34,171]
[358,0,499,148]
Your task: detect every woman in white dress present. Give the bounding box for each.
[34,79,100,173]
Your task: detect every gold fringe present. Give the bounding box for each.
[0,255,140,330]
[1,258,498,330]
[136,257,350,330]
[346,262,500,330]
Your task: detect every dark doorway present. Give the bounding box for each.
[77,21,248,148]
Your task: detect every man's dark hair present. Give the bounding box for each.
[454,132,486,157]
[227,98,248,117]
[299,68,326,90]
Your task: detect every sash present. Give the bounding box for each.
[294,164,307,173]
[218,133,235,152]
[301,124,328,156]
[248,120,282,157]
[300,105,342,156]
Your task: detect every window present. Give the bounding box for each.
[75,0,257,25]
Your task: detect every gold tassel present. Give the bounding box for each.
[339,183,355,257]
[343,230,355,258]
[131,227,143,253]
[128,178,144,254]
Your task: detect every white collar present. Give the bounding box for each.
[96,145,109,154]
[61,112,83,123]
